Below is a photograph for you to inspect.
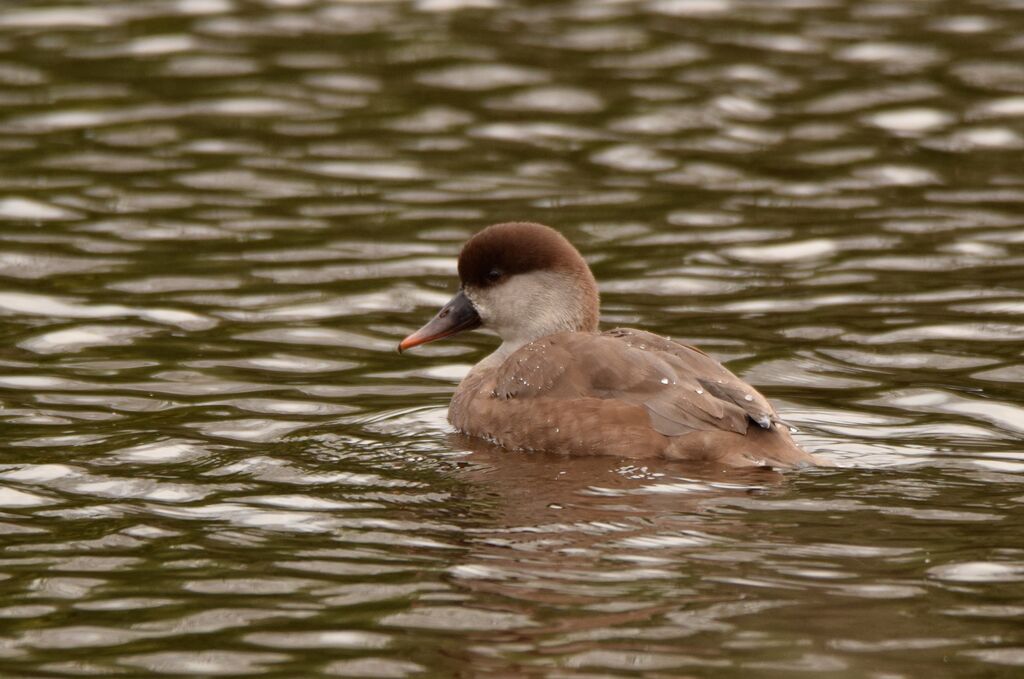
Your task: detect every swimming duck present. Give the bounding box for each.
[399,222,819,468]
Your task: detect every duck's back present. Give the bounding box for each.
[449,328,817,467]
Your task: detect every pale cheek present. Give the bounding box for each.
[477,305,493,325]
[464,289,493,325]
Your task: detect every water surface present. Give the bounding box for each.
[1,0,1023,676]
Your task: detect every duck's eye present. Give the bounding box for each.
[486,268,503,282]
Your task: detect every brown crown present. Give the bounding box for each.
[457,222,588,288]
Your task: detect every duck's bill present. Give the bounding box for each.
[398,290,482,353]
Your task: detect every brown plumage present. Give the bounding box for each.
[400,222,820,468]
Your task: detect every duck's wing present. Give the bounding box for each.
[604,328,780,433]
[491,329,779,439]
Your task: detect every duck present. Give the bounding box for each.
[399,222,820,468]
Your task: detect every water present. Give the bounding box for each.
[1,0,1023,675]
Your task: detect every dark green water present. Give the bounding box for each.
[0,0,1022,676]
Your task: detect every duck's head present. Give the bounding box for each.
[399,222,600,353]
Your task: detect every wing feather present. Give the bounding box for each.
[492,329,779,439]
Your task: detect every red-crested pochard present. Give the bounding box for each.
[399,222,820,468]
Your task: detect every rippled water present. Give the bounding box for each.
[1,0,1023,676]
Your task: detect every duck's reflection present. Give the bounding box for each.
[449,432,784,531]
[415,435,793,669]
[444,433,784,597]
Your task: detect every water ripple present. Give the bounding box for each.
[0,0,1021,676]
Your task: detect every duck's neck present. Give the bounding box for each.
[472,339,523,375]
[465,269,600,376]
[488,272,599,347]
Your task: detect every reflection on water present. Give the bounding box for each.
[0,0,1023,675]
